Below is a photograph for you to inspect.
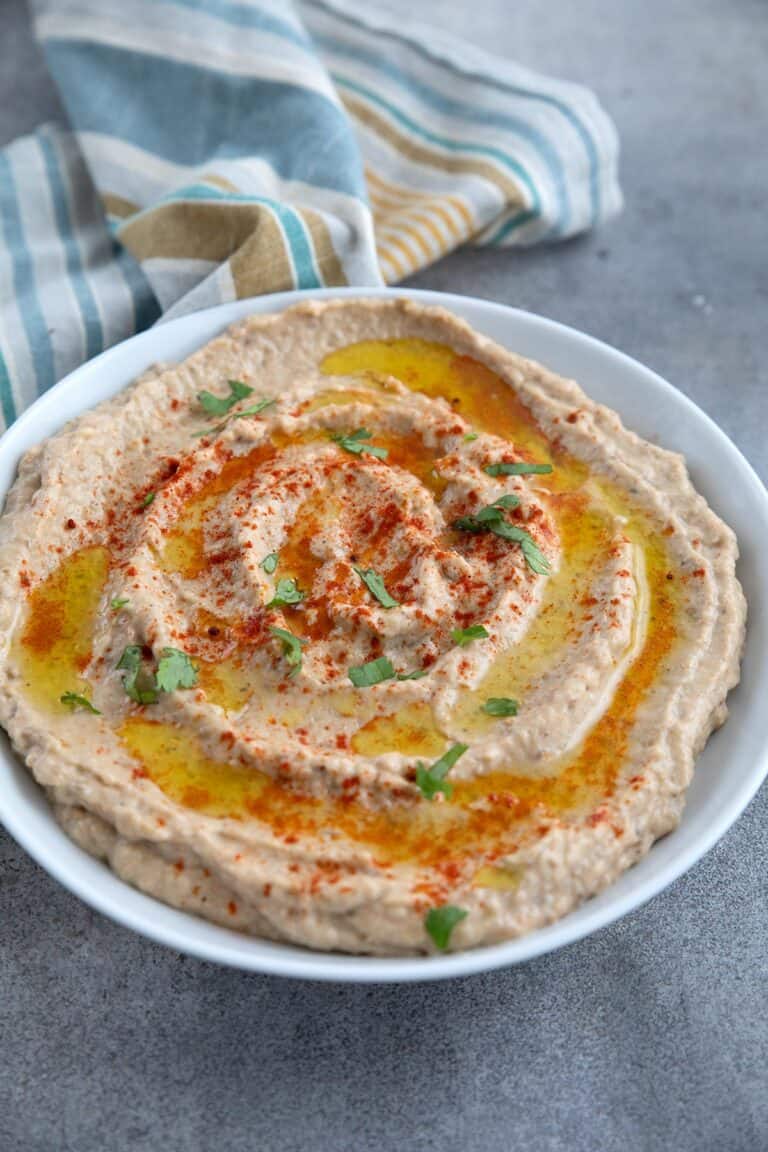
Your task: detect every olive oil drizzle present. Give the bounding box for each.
[9,339,681,874]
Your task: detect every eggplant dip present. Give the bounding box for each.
[0,299,745,954]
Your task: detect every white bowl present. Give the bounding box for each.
[1,288,765,982]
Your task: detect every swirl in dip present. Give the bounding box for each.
[0,300,745,955]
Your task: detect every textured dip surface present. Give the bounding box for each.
[0,299,746,954]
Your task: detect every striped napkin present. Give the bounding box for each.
[0,0,621,431]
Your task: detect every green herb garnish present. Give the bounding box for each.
[193,394,274,437]
[415,743,468,800]
[60,691,100,715]
[482,697,519,717]
[489,521,550,574]
[117,645,159,705]
[197,379,253,416]
[425,905,468,951]
[353,566,399,609]
[110,597,129,611]
[348,656,396,688]
[331,428,388,460]
[453,497,550,575]
[233,398,275,420]
[260,553,279,575]
[484,461,553,477]
[463,432,479,442]
[117,645,197,703]
[140,491,155,508]
[396,668,429,681]
[266,578,305,609]
[155,648,198,693]
[269,626,306,676]
[453,495,519,533]
[451,624,489,647]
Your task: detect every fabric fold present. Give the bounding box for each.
[0,0,621,426]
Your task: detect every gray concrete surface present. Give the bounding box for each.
[1,1,767,1149]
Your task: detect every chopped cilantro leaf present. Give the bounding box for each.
[117,645,159,705]
[140,491,155,508]
[117,645,197,703]
[60,691,100,715]
[484,461,553,477]
[233,398,275,420]
[415,743,468,800]
[452,513,483,533]
[451,624,489,647]
[396,668,429,681]
[269,626,306,676]
[488,521,551,575]
[348,656,396,687]
[110,597,129,611]
[266,578,305,609]
[156,648,198,692]
[453,496,519,534]
[425,905,468,951]
[482,697,519,717]
[260,553,279,575]
[193,393,273,436]
[331,428,388,460]
[463,432,479,442]
[197,379,254,416]
[353,566,399,609]
[453,498,550,574]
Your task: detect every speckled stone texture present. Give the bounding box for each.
[1,1,767,1149]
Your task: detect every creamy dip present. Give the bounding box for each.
[0,299,745,954]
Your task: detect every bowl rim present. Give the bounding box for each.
[1,285,766,983]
